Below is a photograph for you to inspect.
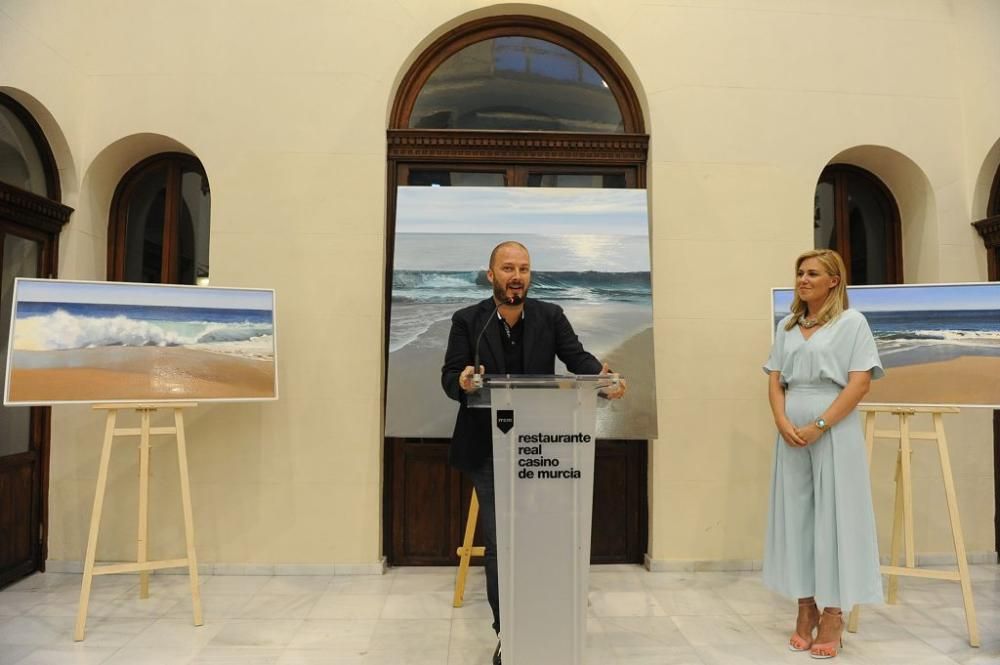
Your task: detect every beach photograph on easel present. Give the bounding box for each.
[772,282,1000,408]
[385,186,657,440]
[4,279,277,405]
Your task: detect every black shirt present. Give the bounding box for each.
[497,312,524,374]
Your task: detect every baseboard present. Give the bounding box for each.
[45,552,994,576]
[45,557,388,576]
[643,551,997,572]
[643,554,762,572]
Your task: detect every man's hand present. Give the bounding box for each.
[458,365,485,393]
[599,362,627,400]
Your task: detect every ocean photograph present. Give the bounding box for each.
[772,283,1000,407]
[5,279,277,404]
[385,187,657,439]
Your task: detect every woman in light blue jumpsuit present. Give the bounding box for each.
[763,249,883,659]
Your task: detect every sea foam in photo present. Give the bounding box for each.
[5,279,277,404]
[13,302,274,362]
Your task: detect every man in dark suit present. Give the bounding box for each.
[441,241,625,665]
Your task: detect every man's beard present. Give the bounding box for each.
[493,281,527,305]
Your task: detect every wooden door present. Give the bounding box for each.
[384,162,648,565]
[386,438,647,565]
[985,241,1000,560]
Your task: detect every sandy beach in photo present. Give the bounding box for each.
[594,327,655,438]
[6,280,277,404]
[384,314,656,439]
[385,318,464,437]
[865,355,1000,406]
[774,285,1000,407]
[8,347,275,403]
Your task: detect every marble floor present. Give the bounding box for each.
[0,564,998,665]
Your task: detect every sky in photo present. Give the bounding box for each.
[16,279,274,310]
[773,283,1000,313]
[396,186,649,236]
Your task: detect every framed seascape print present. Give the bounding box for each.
[4,279,278,405]
[772,282,1000,408]
[385,186,658,440]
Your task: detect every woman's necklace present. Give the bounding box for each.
[799,315,820,329]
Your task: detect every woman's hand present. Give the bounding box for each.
[794,423,824,446]
[776,418,807,447]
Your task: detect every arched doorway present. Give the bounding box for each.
[384,16,649,565]
[0,91,73,587]
[973,156,1000,560]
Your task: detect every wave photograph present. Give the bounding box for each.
[384,187,658,440]
[773,283,1000,407]
[6,280,277,404]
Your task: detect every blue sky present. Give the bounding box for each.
[396,187,649,236]
[773,283,1000,313]
[16,279,273,310]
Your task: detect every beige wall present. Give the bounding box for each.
[957,0,1000,218]
[0,0,996,569]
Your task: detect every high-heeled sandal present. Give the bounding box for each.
[810,608,844,659]
[789,598,819,651]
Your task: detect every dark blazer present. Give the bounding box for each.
[441,297,602,472]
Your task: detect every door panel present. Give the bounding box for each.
[392,439,462,564]
[387,438,647,565]
[0,231,45,587]
[518,166,632,188]
[0,460,35,582]
[0,235,38,455]
[591,440,647,564]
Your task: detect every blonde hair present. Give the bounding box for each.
[784,249,849,331]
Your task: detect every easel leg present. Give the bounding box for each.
[137,410,151,599]
[75,410,117,641]
[848,413,878,634]
[900,415,915,569]
[863,411,876,466]
[933,414,980,647]
[887,448,905,603]
[453,489,480,608]
[174,409,203,626]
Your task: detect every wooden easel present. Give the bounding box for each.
[846,406,979,648]
[74,403,203,641]
[453,489,485,608]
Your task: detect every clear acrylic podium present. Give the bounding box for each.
[469,374,619,665]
